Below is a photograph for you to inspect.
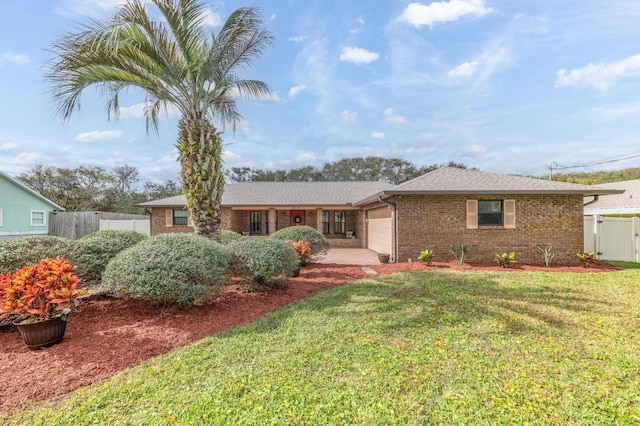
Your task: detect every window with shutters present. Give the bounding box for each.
[334,211,346,234]
[467,199,515,229]
[173,210,189,226]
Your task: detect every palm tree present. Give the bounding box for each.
[46,0,273,241]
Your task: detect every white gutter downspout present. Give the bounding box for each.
[378,196,397,263]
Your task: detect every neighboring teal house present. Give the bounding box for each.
[0,169,64,241]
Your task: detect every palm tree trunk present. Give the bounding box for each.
[177,116,224,241]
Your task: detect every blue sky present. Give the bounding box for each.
[1,0,640,184]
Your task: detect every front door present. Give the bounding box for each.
[290,210,305,226]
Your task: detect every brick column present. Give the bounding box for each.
[268,208,277,235]
[316,208,323,233]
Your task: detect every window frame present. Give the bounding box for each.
[250,211,261,235]
[477,200,504,227]
[0,208,3,227]
[30,210,46,227]
[322,211,330,234]
[334,211,346,234]
[172,209,189,226]
[467,199,516,229]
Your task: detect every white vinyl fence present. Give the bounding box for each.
[99,219,151,235]
[584,215,640,262]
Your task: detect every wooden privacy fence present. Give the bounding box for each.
[49,211,149,240]
[584,215,640,262]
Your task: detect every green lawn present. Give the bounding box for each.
[4,269,640,425]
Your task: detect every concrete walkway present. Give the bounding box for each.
[316,248,383,265]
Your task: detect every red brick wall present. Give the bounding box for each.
[395,194,584,265]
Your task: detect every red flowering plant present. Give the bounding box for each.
[285,240,312,265]
[0,257,85,324]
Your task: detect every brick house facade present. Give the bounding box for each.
[139,167,621,265]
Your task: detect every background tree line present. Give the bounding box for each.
[550,167,640,185]
[18,165,181,213]
[224,157,469,184]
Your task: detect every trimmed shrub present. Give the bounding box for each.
[221,229,244,245]
[73,230,148,288]
[102,233,228,308]
[0,236,75,274]
[227,237,299,291]
[269,226,330,262]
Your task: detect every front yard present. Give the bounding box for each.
[2,266,640,425]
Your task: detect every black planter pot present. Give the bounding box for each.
[13,316,67,350]
[377,253,390,264]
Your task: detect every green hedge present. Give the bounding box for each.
[0,236,75,274]
[227,237,299,292]
[102,233,228,308]
[73,230,148,288]
[269,226,330,262]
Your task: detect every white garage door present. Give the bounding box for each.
[367,208,392,254]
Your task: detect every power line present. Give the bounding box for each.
[548,151,640,180]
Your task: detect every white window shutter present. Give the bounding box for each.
[466,200,478,229]
[166,209,173,227]
[504,200,516,229]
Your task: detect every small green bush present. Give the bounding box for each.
[269,226,330,262]
[221,229,244,245]
[73,230,148,288]
[102,233,228,308]
[0,236,75,274]
[227,237,299,291]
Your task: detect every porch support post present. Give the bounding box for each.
[268,208,277,234]
[316,208,323,233]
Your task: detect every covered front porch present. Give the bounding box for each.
[223,207,364,248]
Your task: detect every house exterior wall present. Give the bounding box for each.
[0,175,58,240]
[150,206,364,248]
[395,194,584,264]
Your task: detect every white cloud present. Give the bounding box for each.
[342,111,358,122]
[222,150,242,163]
[448,61,478,78]
[399,0,493,28]
[555,53,640,92]
[350,17,365,34]
[75,130,123,143]
[384,108,408,124]
[119,102,180,119]
[339,47,379,64]
[199,8,222,27]
[464,144,487,155]
[288,84,307,98]
[0,142,18,151]
[371,132,385,139]
[16,152,44,164]
[58,0,126,17]
[295,153,317,163]
[1,52,30,66]
[289,35,307,42]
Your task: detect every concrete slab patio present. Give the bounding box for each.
[316,248,383,265]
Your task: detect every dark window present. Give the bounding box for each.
[322,211,330,234]
[173,210,189,226]
[478,200,503,226]
[334,211,346,234]
[250,211,261,234]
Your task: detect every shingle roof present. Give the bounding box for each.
[0,169,65,211]
[138,167,624,208]
[138,181,395,208]
[584,179,640,214]
[374,167,622,197]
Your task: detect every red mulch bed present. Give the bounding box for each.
[0,260,619,413]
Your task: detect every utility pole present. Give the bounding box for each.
[548,161,558,181]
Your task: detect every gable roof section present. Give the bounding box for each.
[0,169,64,211]
[354,167,623,205]
[138,181,396,208]
[583,179,640,215]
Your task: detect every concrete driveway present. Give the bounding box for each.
[315,248,383,265]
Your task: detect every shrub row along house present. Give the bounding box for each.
[139,167,622,264]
